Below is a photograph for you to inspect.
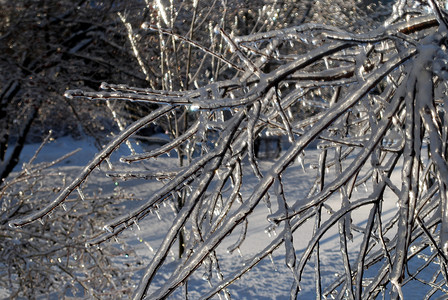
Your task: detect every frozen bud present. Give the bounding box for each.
[64,90,74,99]
[103,225,113,233]
[202,273,211,281]
[141,22,151,30]
[8,221,19,228]
[189,104,200,112]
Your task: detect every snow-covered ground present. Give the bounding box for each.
[5,136,441,299]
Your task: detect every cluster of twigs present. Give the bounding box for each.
[9,0,448,299]
[1,134,142,298]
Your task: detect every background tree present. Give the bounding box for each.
[0,0,149,184]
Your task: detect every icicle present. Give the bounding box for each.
[236,247,243,258]
[169,249,176,260]
[202,259,213,285]
[77,187,86,201]
[261,195,271,213]
[155,0,169,27]
[133,219,141,231]
[392,116,399,126]
[223,290,231,300]
[297,154,306,172]
[154,208,162,220]
[61,203,67,211]
[168,201,177,214]
[323,57,330,69]
[144,241,154,252]
[268,253,278,271]
[105,157,113,170]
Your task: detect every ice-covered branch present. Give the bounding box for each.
[10,3,448,298]
[9,105,175,227]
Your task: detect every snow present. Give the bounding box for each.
[14,136,100,168]
[4,136,441,299]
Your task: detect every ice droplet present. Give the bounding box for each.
[265,227,272,237]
